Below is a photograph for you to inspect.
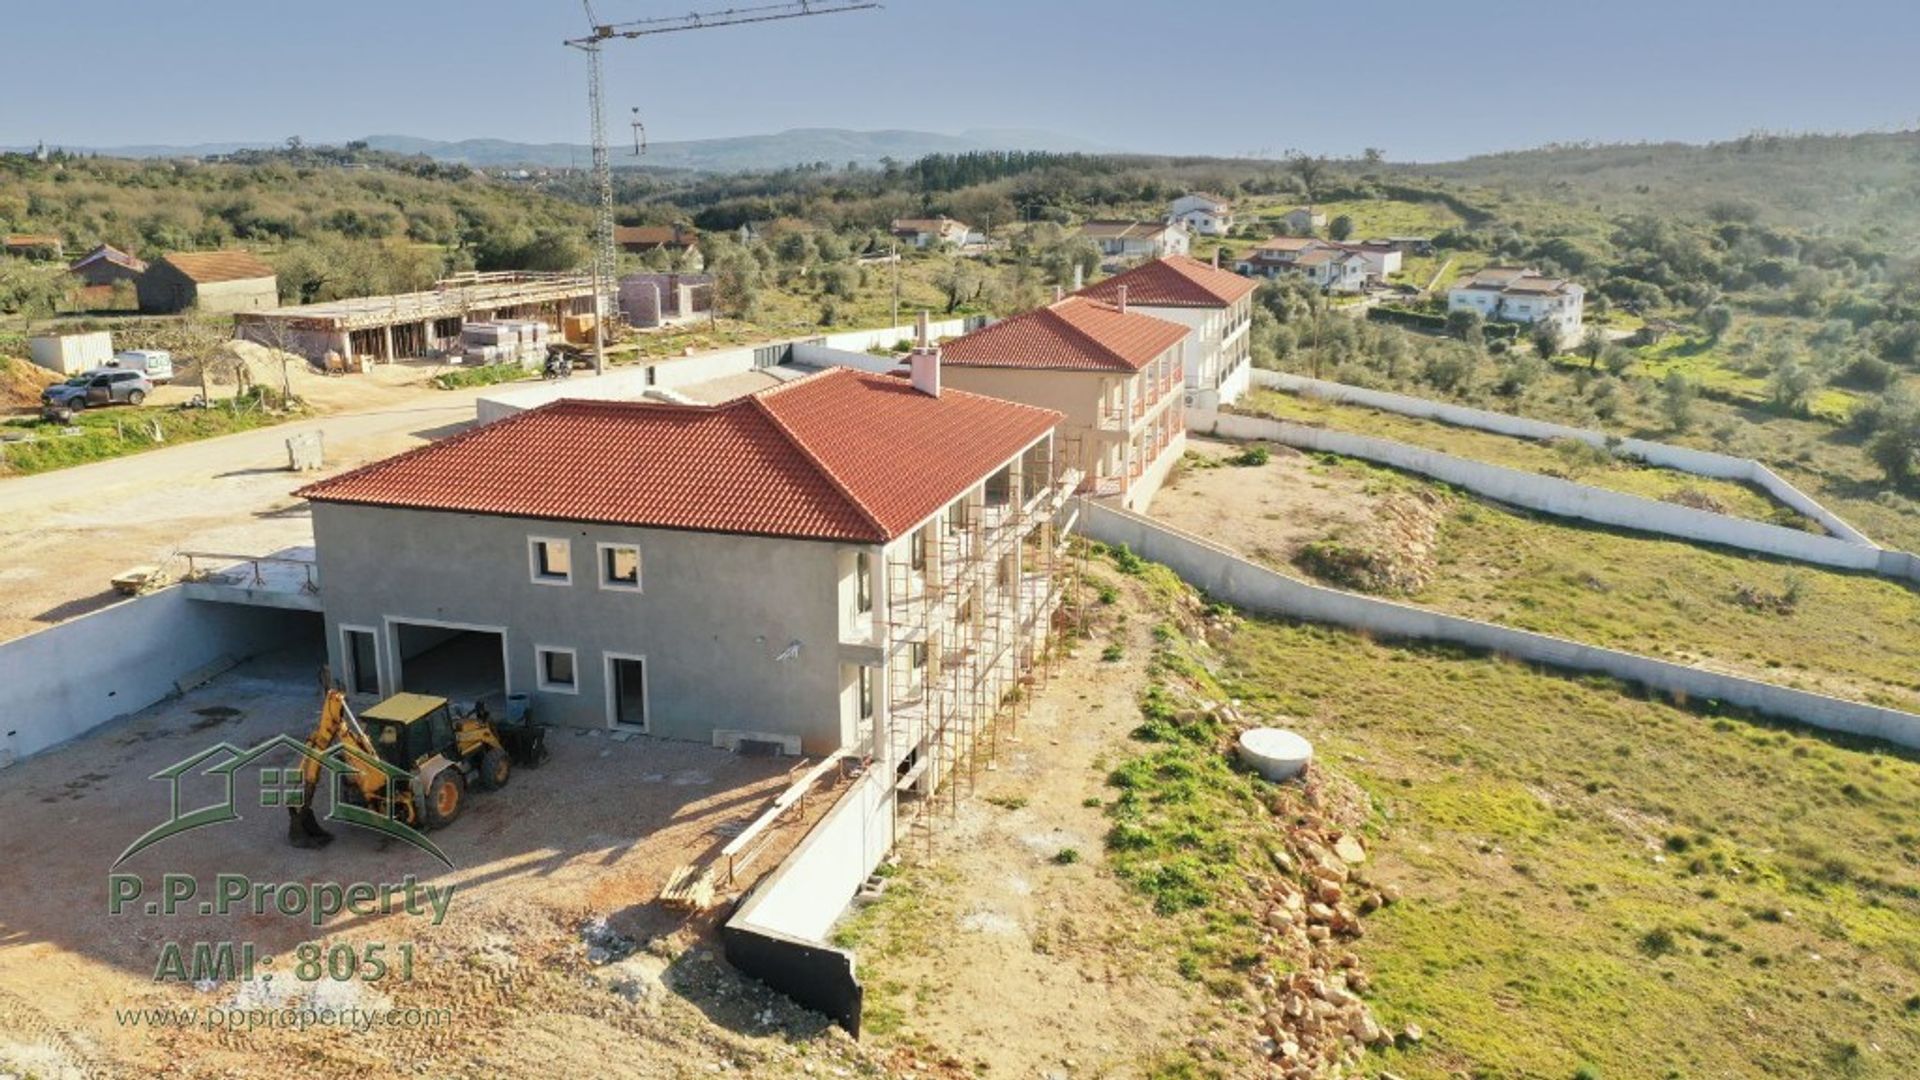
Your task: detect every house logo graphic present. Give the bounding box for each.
[112,734,451,867]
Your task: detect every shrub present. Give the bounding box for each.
[1230,445,1270,467]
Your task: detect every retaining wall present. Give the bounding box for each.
[1081,502,1920,750]
[1189,408,1907,579]
[0,589,317,766]
[722,767,896,1033]
[1252,370,1873,545]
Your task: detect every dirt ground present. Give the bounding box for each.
[1155,438,1391,567]
[844,591,1230,1078]
[0,645,886,1079]
[0,358,494,644]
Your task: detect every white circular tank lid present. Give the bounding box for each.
[1237,727,1313,781]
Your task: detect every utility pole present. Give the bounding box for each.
[566,0,882,376]
[891,242,901,330]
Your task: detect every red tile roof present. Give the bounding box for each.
[159,250,276,283]
[1075,254,1255,308]
[940,296,1190,374]
[297,367,1061,544]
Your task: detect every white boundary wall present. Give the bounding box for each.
[476,319,976,424]
[1082,502,1920,750]
[729,768,896,944]
[0,589,313,766]
[1189,408,1919,581]
[1252,370,1874,546]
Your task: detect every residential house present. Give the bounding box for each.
[1168,193,1234,237]
[3,234,63,260]
[1234,236,1322,277]
[1235,238,1381,292]
[1279,207,1327,233]
[889,217,971,249]
[67,244,147,308]
[298,365,1071,772]
[614,224,702,266]
[1078,220,1190,262]
[136,251,279,315]
[941,293,1189,512]
[1293,248,1369,293]
[1074,254,1257,409]
[1447,266,1585,338]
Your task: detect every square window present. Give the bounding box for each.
[600,543,642,590]
[530,538,571,584]
[537,647,578,692]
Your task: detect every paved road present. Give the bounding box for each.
[0,380,496,642]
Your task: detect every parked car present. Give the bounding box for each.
[41,368,154,417]
[110,349,173,383]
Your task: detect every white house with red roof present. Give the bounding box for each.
[1448,266,1586,338]
[1168,193,1234,237]
[1074,255,1257,409]
[298,366,1072,767]
[941,293,1189,511]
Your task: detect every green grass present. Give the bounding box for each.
[1609,332,1860,422]
[1238,388,1811,528]
[1217,616,1920,1079]
[0,394,297,475]
[1250,453,1920,712]
[429,362,537,390]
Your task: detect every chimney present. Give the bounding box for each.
[1212,247,1221,269]
[910,310,940,397]
[1115,284,1128,315]
[915,309,931,348]
[1053,285,1064,303]
[1072,264,1084,291]
[910,344,941,398]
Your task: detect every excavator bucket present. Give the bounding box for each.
[288,805,334,848]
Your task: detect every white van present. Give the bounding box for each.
[110,349,174,384]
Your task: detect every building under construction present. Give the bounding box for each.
[875,428,1081,848]
[233,272,598,366]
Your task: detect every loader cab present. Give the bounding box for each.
[359,692,457,772]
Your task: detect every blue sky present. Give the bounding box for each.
[3,0,1917,161]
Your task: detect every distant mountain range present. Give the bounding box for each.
[7,128,1122,173]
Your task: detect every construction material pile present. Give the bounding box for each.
[461,320,550,367]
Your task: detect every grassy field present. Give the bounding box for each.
[0,394,297,475]
[1237,387,1813,528]
[1214,614,1920,1079]
[1614,331,1861,423]
[1156,449,1920,712]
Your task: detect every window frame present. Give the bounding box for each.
[528,536,573,586]
[596,542,643,592]
[858,665,874,720]
[534,644,580,694]
[855,551,873,614]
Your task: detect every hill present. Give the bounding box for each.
[1396,130,1920,244]
[4,127,1118,175]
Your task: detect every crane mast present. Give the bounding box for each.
[566,1,881,375]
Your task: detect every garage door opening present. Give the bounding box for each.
[392,621,507,713]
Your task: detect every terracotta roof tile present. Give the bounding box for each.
[1075,254,1255,308]
[941,296,1190,373]
[297,367,1060,544]
[159,250,276,283]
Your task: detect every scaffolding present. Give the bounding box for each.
[878,437,1083,854]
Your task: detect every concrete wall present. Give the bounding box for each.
[0,589,316,766]
[1189,408,1908,579]
[1081,502,1920,750]
[311,503,854,753]
[1253,370,1873,546]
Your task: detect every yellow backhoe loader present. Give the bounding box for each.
[289,689,515,847]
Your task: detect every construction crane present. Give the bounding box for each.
[566,1,881,375]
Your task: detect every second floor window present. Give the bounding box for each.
[856,552,873,613]
[530,538,571,584]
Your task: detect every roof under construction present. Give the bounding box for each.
[232,272,597,332]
